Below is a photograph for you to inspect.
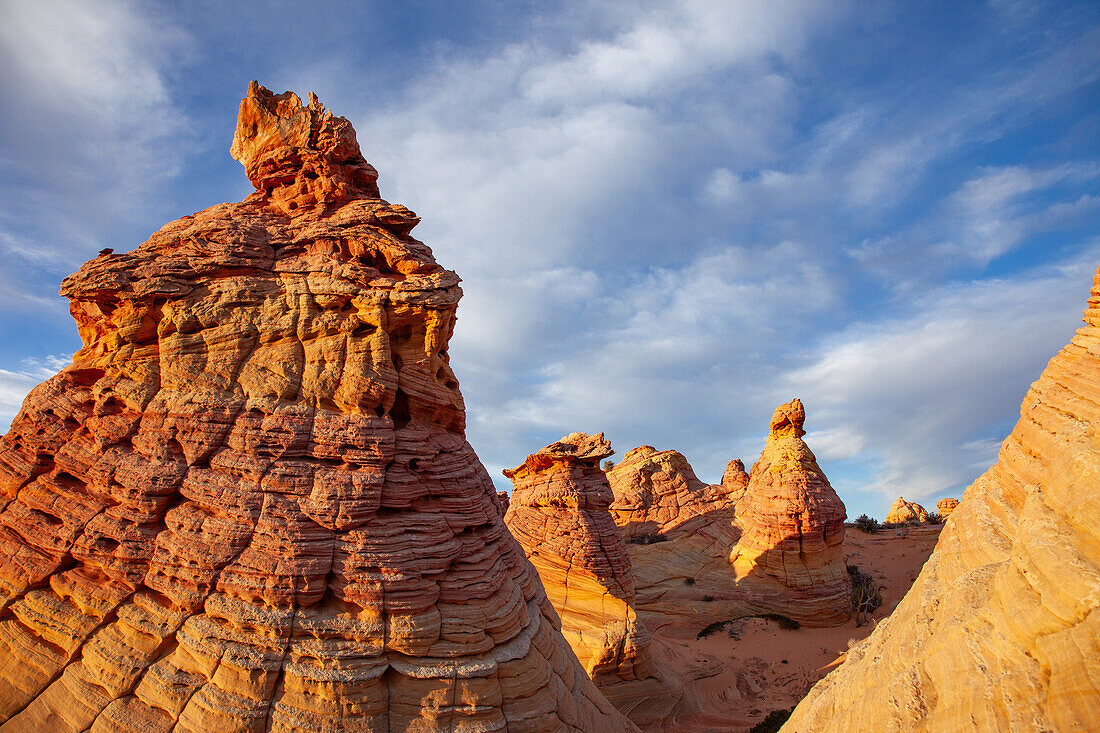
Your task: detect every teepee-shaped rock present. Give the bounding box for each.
[885,496,931,524]
[607,446,734,539]
[0,83,634,732]
[729,399,849,625]
[503,433,677,726]
[785,267,1100,731]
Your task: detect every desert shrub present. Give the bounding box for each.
[853,514,880,534]
[683,577,696,586]
[602,460,614,471]
[628,532,668,545]
[926,512,943,524]
[748,707,795,733]
[697,613,800,639]
[703,594,714,602]
[848,565,883,626]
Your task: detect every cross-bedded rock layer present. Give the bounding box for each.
[784,267,1100,732]
[0,82,634,732]
[502,434,677,727]
[728,399,849,625]
[607,446,741,540]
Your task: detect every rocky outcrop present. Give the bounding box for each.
[935,497,959,519]
[503,433,677,727]
[0,82,635,732]
[495,490,510,517]
[607,446,736,539]
[885,496,931,524]
[729,399,849,625]
[784,267,1100,732]
[721,458,749,502]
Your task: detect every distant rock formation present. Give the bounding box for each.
[503,433,678,726]
[729,399,849,625]
[0,83,635,732]
[784,267,1100,731]
[495,490,510,517]
[608,446,736,539]
[721,458,750,502]
[885,496,931,524]
[935,497,959,519]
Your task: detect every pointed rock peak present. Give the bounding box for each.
[230,81,388,214]
[504,432,613,478]
[768,397,806,438]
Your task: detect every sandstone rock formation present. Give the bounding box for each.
[721,458,749,502]
[935,497,959,519]
[0,82,635,732]
[503,433,677,727]
[784,268,1100,732]
[728,399,849,625]
[607,446,737,539]
[884,496,931,524]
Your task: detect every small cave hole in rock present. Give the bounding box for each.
[390,389,411,430]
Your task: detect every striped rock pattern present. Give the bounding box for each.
[784,267,1100,731]
[0,83,633,732]
[607,446,742,540]
[728,399,849,625]
[503,434,678,727]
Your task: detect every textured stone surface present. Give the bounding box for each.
[607,446,738,540]
[721,459,749,503]
[935,497,959,519]
[728,399,849,625]
[784,267,1100,732]
[503,434,678,727]
[0,82,634,732]
[884,496,931,524]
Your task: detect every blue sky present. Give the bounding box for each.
[1,0,1098,519]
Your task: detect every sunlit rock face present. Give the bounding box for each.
[935,496,959,519]
[607,446,738,540]
[503,433,679,727]
[728,399,849,625]
[885,496,931,524]
[784,267,1100,732]
[0,82,635,733]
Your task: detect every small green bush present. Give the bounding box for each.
[848,565,883,626]
[628,532,668,545]
[697,613,800,639]
[748,707,795,733]
[853,514,880,534]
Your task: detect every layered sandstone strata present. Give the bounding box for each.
[607,446,737,539]
[0,82,634,732]
[503,434,677,726]
[885,496,931,524]
[729,399,849,625]
[721,458,750,502]
[935,497,959,519]
[784,268,1100,732]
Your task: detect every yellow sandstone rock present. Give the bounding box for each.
[784,266,1100,732]
[884,496,931,524]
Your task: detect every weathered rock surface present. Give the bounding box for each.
[503,433,678,727]
[935,496,959,519]
[721,458,749,502]
[607,446,737,540]
[0,82,635,732]
[729,399,849,625]
[784,267,1100,732]
[884,496,931,524]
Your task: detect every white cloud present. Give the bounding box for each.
[785,251,1099,504]
[0,0,190,269]
[0,355,69,432]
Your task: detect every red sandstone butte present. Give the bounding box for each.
[607,446,739,539]
[503,433,679,727]
[728,398,849,625]
[0,82,635,732]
